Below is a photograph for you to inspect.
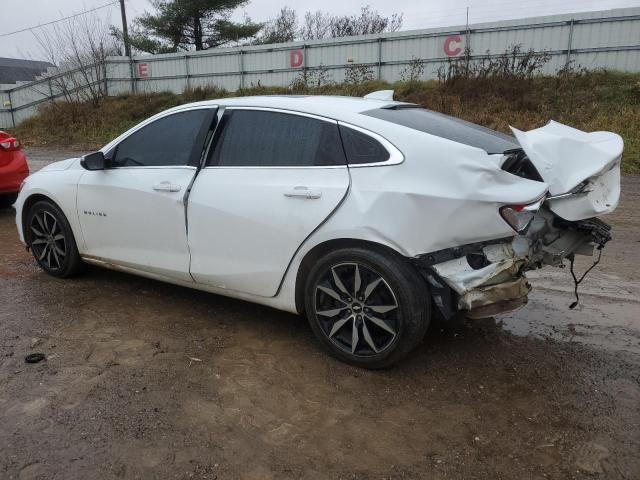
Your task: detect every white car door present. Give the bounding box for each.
[77,107,216,282]
[188,108,350,297]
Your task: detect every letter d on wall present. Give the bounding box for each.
[290,49,304,68]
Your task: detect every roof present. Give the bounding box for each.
[217,95,402,114]
[175,95,408,122]
[0,57,53,84]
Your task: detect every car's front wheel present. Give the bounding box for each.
[304,247,431,368]
[27,200,84,278]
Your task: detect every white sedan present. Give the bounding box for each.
[14,91,623,368]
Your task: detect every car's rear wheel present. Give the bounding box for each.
[304,247,431,368]
[27,200,84,278]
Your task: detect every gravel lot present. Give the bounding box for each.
[1,149,638,479]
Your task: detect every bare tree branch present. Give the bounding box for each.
[31,12,119,108]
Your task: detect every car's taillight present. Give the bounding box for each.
[500,197,544,233]
[0,138,20,151]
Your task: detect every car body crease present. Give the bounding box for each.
[272,164,353,300]
[185,112,221,283]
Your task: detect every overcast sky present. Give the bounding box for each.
[1,0,638,60]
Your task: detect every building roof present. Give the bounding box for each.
[0,57,53,84]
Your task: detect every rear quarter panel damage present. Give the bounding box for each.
[273,121,549,313]
[314,124,549,258]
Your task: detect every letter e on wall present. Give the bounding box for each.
[137,62,150,78]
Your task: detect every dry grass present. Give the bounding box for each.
[12,71,640,173]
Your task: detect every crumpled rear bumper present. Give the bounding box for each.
[458,276,531,319]
[426,240,532,318]
[415,210,610,319]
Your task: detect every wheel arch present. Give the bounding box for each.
[21,193,65,245]
[294,238,410,314]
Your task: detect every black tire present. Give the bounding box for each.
[0,193,18,209]
[26,200,84,278]
[304,247,431,369]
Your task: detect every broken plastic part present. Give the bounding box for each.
[499,196,544,233]
[500,205,535,233]
[425,273,456,320]
[459,276,530,314]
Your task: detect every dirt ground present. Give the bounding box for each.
[0,149,638,480]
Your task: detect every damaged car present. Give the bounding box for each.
[14,91,622,368]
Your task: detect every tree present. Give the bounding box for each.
[257,6,297,44]
[32,12,119,106]
[110,26,176,54]
[300,6,403,41]
[330,6,403,38]
[300,11,331,41]
[112,0,262,54]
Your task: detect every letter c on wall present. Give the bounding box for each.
[290,49,304,68]
[443,35,463,56]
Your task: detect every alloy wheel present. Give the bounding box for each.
[314,262,399,357]
[30,210,67,271]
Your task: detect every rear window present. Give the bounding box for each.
[363,106,519,154]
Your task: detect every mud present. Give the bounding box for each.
[0,149,638,479]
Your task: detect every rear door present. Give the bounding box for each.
[187,107,350,297]
[77,107,216,281]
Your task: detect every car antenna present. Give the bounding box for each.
[568,246,604,309]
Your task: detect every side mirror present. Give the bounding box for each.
[81,151,106,170]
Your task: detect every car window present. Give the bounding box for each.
[338,126,390,165]
[209,110,346,167]
[362,106,519,154]
[112,109,210,167]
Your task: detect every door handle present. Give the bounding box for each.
[152,181,181,192]
[283,186,322,199]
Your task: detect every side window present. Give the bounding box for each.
[209,110,346,167]
[112,109,210,167]
[339,125,390,165]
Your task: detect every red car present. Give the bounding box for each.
[0,131,29,207]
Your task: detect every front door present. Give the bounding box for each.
[188,108,350,297]
[77,107,216,282]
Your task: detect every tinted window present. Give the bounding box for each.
[339,126,390,165]
[112,109,210,167]
[363,106,519,154]
[210,110,346,167]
